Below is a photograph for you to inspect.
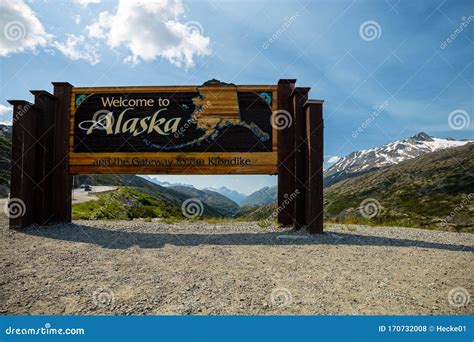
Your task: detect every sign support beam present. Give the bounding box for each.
[7,100,38,229]
[291,87,310,230]
[31,90,57,225]
[52,82,73,223]
[277,79,296,226]
[304,100,324,234]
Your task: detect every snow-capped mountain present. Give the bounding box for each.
[139,176,196,189]
[140,177,248,205]
[204,186,247,205]
[324,132,472,186]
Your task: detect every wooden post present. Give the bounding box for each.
[31,90,57,225]
[291,87,310,230]
[277,79,296,226]
[7,100,38,229]
[52,82,73,223]
[304,100,324,233]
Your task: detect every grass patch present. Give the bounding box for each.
[72,187,183,221]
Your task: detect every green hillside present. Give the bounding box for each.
[324,143,474,232]
[240,186,277,206]
[239,144,473,232]
[239,203,278,227]
[73,187,182,220]
[73,175,240,220]
[170,185,240,217]
[0,125,11,197]
[75,174,189,206]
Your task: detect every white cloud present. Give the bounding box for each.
[0,104,12,115]
[0,0,100,64]
[74,0,101,7]
[85,0,211,68]
[52,34,100,64]
[0,0,50,56]
[0,0,211,68]
[86,11,111,39]
[325,155,341,164]
[0,104,13,125]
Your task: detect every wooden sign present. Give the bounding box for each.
[8,78,323,233]
[69,80,278,174]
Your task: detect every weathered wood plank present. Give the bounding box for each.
[305,100,324,234]
[277,79,296,226]
[7,100,37,229]
[292,87,310,230]
[53,82,73,223]
[69,152,278,175]
[71,85,278,93]
[31,90,57,225]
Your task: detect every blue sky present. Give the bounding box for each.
[0,0,472,194]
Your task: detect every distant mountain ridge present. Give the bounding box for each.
[140,176,196,189]
[241,186,277,207]
[141,176,248,206]
[169,185,240,217]
[324,132,472,186]
[203,186,247,205]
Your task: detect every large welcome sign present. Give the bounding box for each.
[69,80,278,174]
[9,79,323,233]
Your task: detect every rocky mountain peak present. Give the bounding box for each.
[324,133,472,187]
[411,132,433,142]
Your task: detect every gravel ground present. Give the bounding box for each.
[1,219,473,315]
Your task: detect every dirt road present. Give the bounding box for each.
[0,186,117,206]
[72,186,117,204]
[1,219,472,315]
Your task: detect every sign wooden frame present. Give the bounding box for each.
[8,79,324,233]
